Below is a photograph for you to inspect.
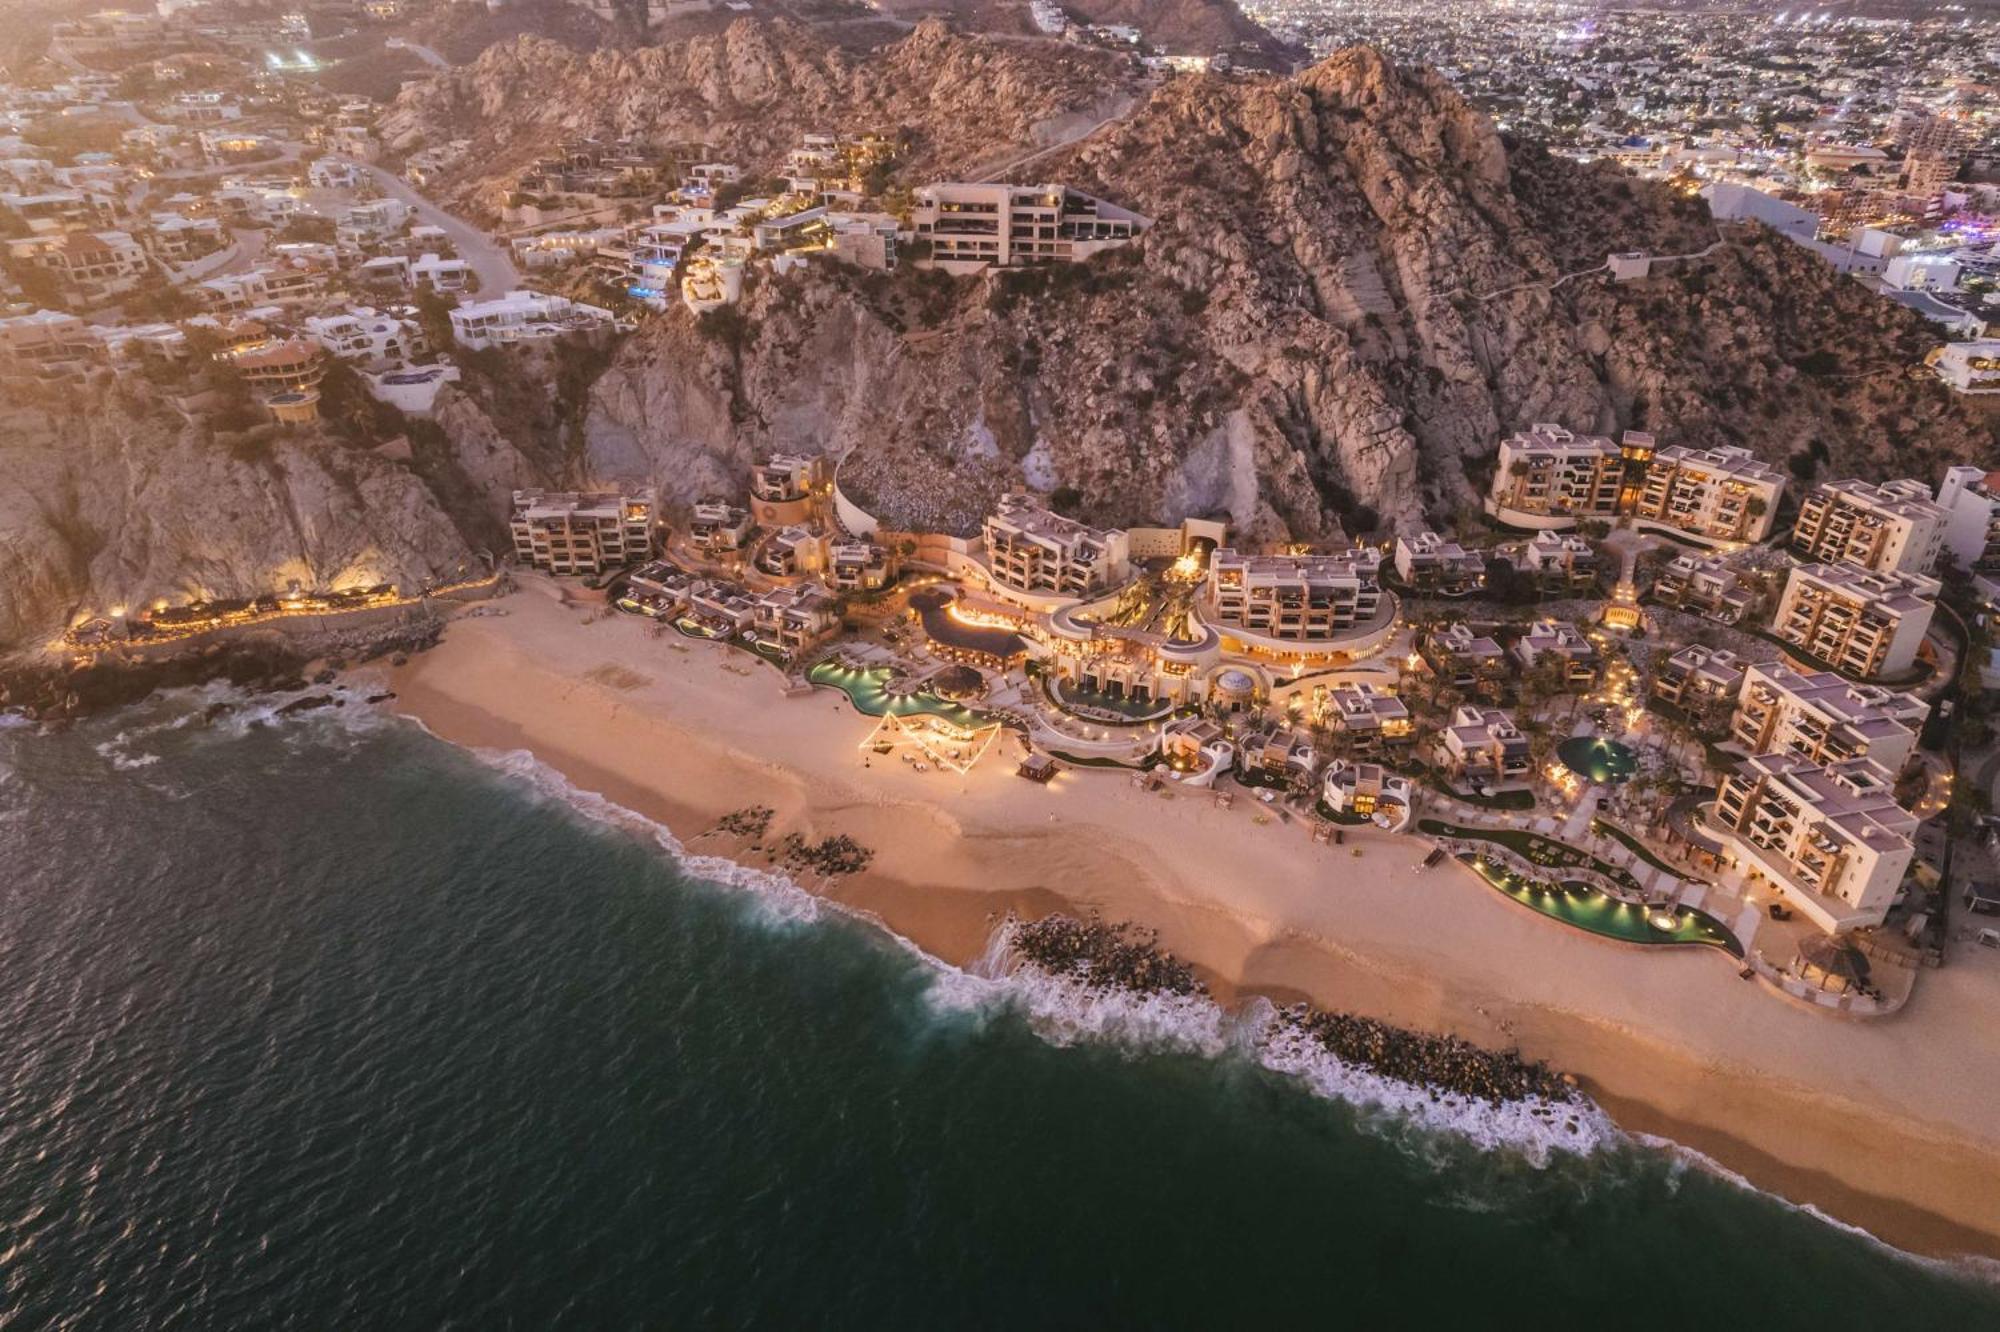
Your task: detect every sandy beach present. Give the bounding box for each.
[376,586,2000,1263]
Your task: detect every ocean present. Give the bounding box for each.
[3,686,1997,1329]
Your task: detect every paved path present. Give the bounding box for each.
[388,38,450,69]
[973,94,1138,183]
[339,158,521,294]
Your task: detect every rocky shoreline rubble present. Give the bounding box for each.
[1006,914,1580,1109]
[0,619,444,721]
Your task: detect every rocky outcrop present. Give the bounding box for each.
[563,45,1993,538]
[378,18,1139,213]
[0,391,473,651]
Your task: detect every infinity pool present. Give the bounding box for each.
[807,661,989,729]
[1556,735,1639,785]
[1466,857,1742,955]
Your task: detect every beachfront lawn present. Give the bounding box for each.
[1417,820,1643,895]
[1312,799,1371,826]
[1593,817,1702,884]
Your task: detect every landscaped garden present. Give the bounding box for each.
[1416,819,1644,895]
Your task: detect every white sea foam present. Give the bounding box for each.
[1636,1133,2000,1287]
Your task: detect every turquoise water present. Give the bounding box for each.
[807,659,987,728]
[1,693,1995,1325]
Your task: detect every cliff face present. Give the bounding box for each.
[0,395,473,652]
[378,19,1139,212]
[560,45,1993,538]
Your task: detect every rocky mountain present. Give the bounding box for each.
[377,19,1140,215]
[551,40,1996,539]
[0,391,473,652]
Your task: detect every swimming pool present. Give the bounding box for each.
[807,660,989,729]
[1465,857,1742,955]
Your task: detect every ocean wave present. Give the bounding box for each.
[1635,1133,2000,1289]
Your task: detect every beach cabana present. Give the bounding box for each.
[1794,937,1870,995]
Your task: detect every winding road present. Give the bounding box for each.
[336,158,521,294]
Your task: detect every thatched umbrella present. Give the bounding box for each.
[1795,936,1870,994]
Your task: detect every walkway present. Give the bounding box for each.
[1472,238,1730,304]
[972,93,1137,183]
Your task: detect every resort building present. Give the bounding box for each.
[1421,622,1510,692]
[685,581,757,636]
[909,183,1149,272]
[1630,444,1785,545]
[827,541,894,592]
[1790,478,1949,575]
[749,453,828,527]
[1486,424,1623,526]
[1234,723,1322,787]
[1392,530,1485,594]
[1325,682,1414,752]
[1158,716,1233,787]
[448,290,618,350]
[1511,619,1601,688]
[619,561,694,618]
[1321,761,1414,831]
[507,489,655,576]
[1730,661,1927,776]
[1772,563,1939,679]
[755,525,829,579]
[981,494,1129,602]
[1440,706,1532,787]
[1650,553,1754,623]
[688,500,754,554]
[1935,466,2000,573]
[1206,548,1384,644]
[1514,530,1598,590]
[1652,644,1747,711]
[1710,753,1918,933]
[751,583,842,656]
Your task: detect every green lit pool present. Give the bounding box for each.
[1557,735,1639,785]
[1466,857,1742,955]
[808,661,989,729]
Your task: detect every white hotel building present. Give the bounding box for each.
[1711,753,1917,934]
[1206,548,1384,645]
[1630,444,1785,545]
[509,489,655,576]
[1790,478,1948,575]
[1772,563,1939,679]
[981,494,1129,602]
[1486,424,1625,526]
[1730,661,1928,776]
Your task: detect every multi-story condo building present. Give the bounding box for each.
[688,500,753,554]
[6,228,148,303]
[508,489,654,576]
[1790,478,1948,575]
[1630,444,1785,544]
[1515,530,1598,589]
[1730,661,1927,776]
[1650,553,1754,623]
[749,453,827,526]
[910,183,1149,271]
[828,541,894,592]
[1772,563,1939,679]
[755,525,828,578]
[1392,531,1485,594]
[1440,705,1533,787]
[752,583,842,656]
[982,494,1129,600]
[1652,644,1746,711]
[1206,548,1384,643]
[1933,466,2000,573]
[1421,622,1509,692]
[1511,618,1600,688]
[1325,682,1413,752]
[1711,753,1917,933]
[1486,424,1623,525]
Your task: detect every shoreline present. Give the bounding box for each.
[373,589,2000,1268]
